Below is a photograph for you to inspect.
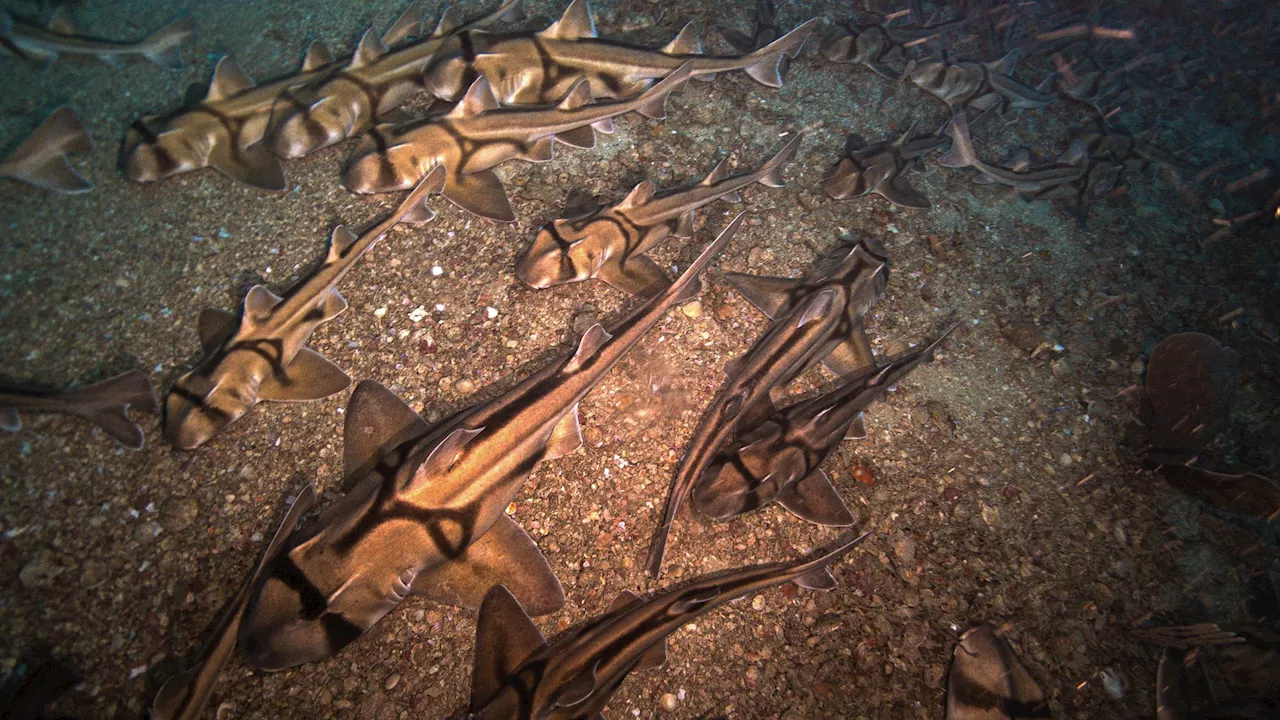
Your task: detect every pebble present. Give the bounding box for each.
[681,300,703,319]
[384,673,401,690]
[752,595,765,611]
[456,379,475,394]
[660,693,679,712]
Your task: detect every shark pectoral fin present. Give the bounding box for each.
[635,638,669,671]
[820,326,877,381]
[443,170,515,222]
[196,308,239,353]
[209,142,286,191]
[413,514,565,616]
[564,324,614,373]
[544,404,584,460]
[470,585,548,712]
[880,176,931,209]
[597,255,671,298]
[722,272,797,318]
[518,137,555,162]
[844,411,867,440]
[604,589,644,614]
[793,566,836,590]
[776,469,856,526]
[554,126,597,149]
[341,380,430,489]
[257,348,351,402]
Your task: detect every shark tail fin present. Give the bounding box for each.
[936,112,978,169]
[140,17,196,70]
[1,106,93,194]
[789,529,870,590]
[754,132,801,187]
[742,18,817,87]
[63,370,159,450]
[633,62,694,120]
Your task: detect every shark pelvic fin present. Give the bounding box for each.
[442,169,515,222]
[844,411,867,440]
[565,323,613,373]
[206,57,254,102]
[0,106,93,194]
[598,254,670,298]
[743,19,818,87]
[820,320,877,380]
[470,584,549,712]
[544,404,584,459]
[519,137,555,162]
[776,469,856,526]
[539,0,597,40]
[301,40,332,71]
[662,22,702,55]
[197,308,239,353]
[674,209,695,237]
[879,176,931,209]
[382,5,424,46]
[341,380,430,489]
[555,125,597,149]
[723,272,797,318]
[208,142,285,191]
[591,117,615,134]
[257,348,351,402]
[635,638,669,671]
[351,27,388,69]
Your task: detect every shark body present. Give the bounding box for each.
[939,111,1088,192]
[717,0,783,53]
[0,105,93,194]
[822,122,947,209]
[822,14,965,79]
[0,8,192,69]
[0,370,157,449]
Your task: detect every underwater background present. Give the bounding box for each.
[1,0,1278,717]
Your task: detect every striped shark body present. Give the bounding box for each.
[692,330,950,525]
[162,168,442,450]
[265,0,526,160]
[822,122,948,209]
[516,133,799,297]
[236,214,743,671]
[946,626,1050,719]
[466,531,869,720]
[907,50,1056,116]
[422,0,817,106]
[121,6,423,190]
[938,112,1089,193]
[0,105,93,194]
[645,234,889,577]
[0,8,193,69]
[342,62,693,222]
[822,14,965,80]
[0,370,157,449]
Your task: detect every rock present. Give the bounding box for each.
[660,693,680,712]
[881,338,907,357]
[19,549,70,590]
[455,379,475,394]
[892,534,916,565]
[162,497,199,533]
[1001,322,1043,354]
[571,305,598,334]
[681,300,703,319]
[752,595,766,611]
[384,673,400,690]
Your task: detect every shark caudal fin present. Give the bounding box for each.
[139,17,196,70]
[62,370,159,450]
[633,62,694,120]
[743,18,818,87]
[936,112,979,169]
[754,132,802,187]
[0,106,93,194]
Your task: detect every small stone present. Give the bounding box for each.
[455,379,475,394]
[660,693,679,712]
[1050,357,1072,377]
[1060,453,1073,466]
[409,306,429,323]
[681,301,703,319]
[942,486,963,502]
[384,673,401,690]
[881,338,906,357]
[752,595,765,611]
[374,306,388,318]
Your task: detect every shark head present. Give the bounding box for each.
[422,55,477,102]
[269,92,360,159]
[121,116,205,183]
[342,128,442,195]
[516,218,607,289]
[163,370,254,450]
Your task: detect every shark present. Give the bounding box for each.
[906,50,1057,116]
[162,167,443,450]
[716,0,783,54]
[0,105,93,194]
[265,0,527,160]
[0,8,193,69]
[465,530,869,720]
[421,0,817,106]
[938,111,1088,193]
[822,14,966,80]
[692,330,950,526]
[342,62,694,222]
[0,370,158,449]
[121,6,423,190]
[821,122,948,209]
[516,133,799,297]
[236,214,743,671]
[645,234,889,577]
[946,625,1050,720]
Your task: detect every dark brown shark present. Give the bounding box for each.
[0,7,192,69]
[163,167,443,450]
[822,121,948,209]
[236,214,743,672]
[0,105,92,194]
[692,330,950,526]
[516,133,799,296]
[716,0,783,54]
[946,625,1050,719]
[0,370,158,449]
[465,530,869,720]
[645,234,889,576]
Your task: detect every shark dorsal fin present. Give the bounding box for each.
[551,662,599,708]
[382,5,424,46]
[432,6,462,36]
[351,27,388,69]
[544,404,584,459]
[796,288,837,328]
[243,285,282,321]
[634,638,669,671]
[619,180,655,208]
[470,585,548,712]
[539,0,597,40]
[47,7,78,34]
[700,158,729,186]
[342,380,429,489]
[564,323,613,374]
[451,76,500,116]
[1060,138,1088,166]
[301,40,333,71]
[988,48,1020,76]
[557,78,594,109]
[207,57,255,102]
[326,225,359,262]
[661,22,702,55]
[605,590,644,614]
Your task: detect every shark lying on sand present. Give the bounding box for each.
[907,50,1054,115]
[122,6,424,190]
[343,63,693,221]
[0,8,193,69]
[422,0,817,105]
[692,330,950,526]
[822,13,966,79]
[717,0,783,54]
[939,112,1088,193]
[646,234,889,576]
[822,122,948,209]
[946,626,1050,720]
[163,168,443,450]
[0,105,92,194]
[465,530,868,720]
[265,0,527,160]
[236,216,742,672]
[1,370,158,449]
[517,133,799,296]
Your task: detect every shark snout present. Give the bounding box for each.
[162,382,240,450]
[516,227,579,289]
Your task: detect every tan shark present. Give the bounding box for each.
[692,330,950,526]
[0,7,193,69]
[906,50,1057,116]
[0,370,158,449]
[342,62,694,221]
[822,122,948,209]
[822,14,966,79]
[0,105,93,194]
[121,6,423,190]
[163,167,443,450]
[421,0,817,105]
[236,214,742,671]
[516,133,799,297]
[938,112,1088,192]
[465,530,869,720]
[645,234,889,577]
[265,0,527,160]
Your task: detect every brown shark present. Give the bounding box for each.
[121,6,422,190]
[342,62,694,221]
[421,0,817,105]
[236,214,742,671]
[265,0,527,159]
[0,370,158,449]
[822,122,948,209]
[946,625,1050,719]
[516,133,799,297]
[822,14,966,80]
[0,8,193,69]
[465,530,869,720]
[163,167,443,450]
[692,330,950,526]
[938,112,1088,192]
[0,105,92,194]
[906,50,1056,116]
[645,234,889,577]
[716,0,783,53]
